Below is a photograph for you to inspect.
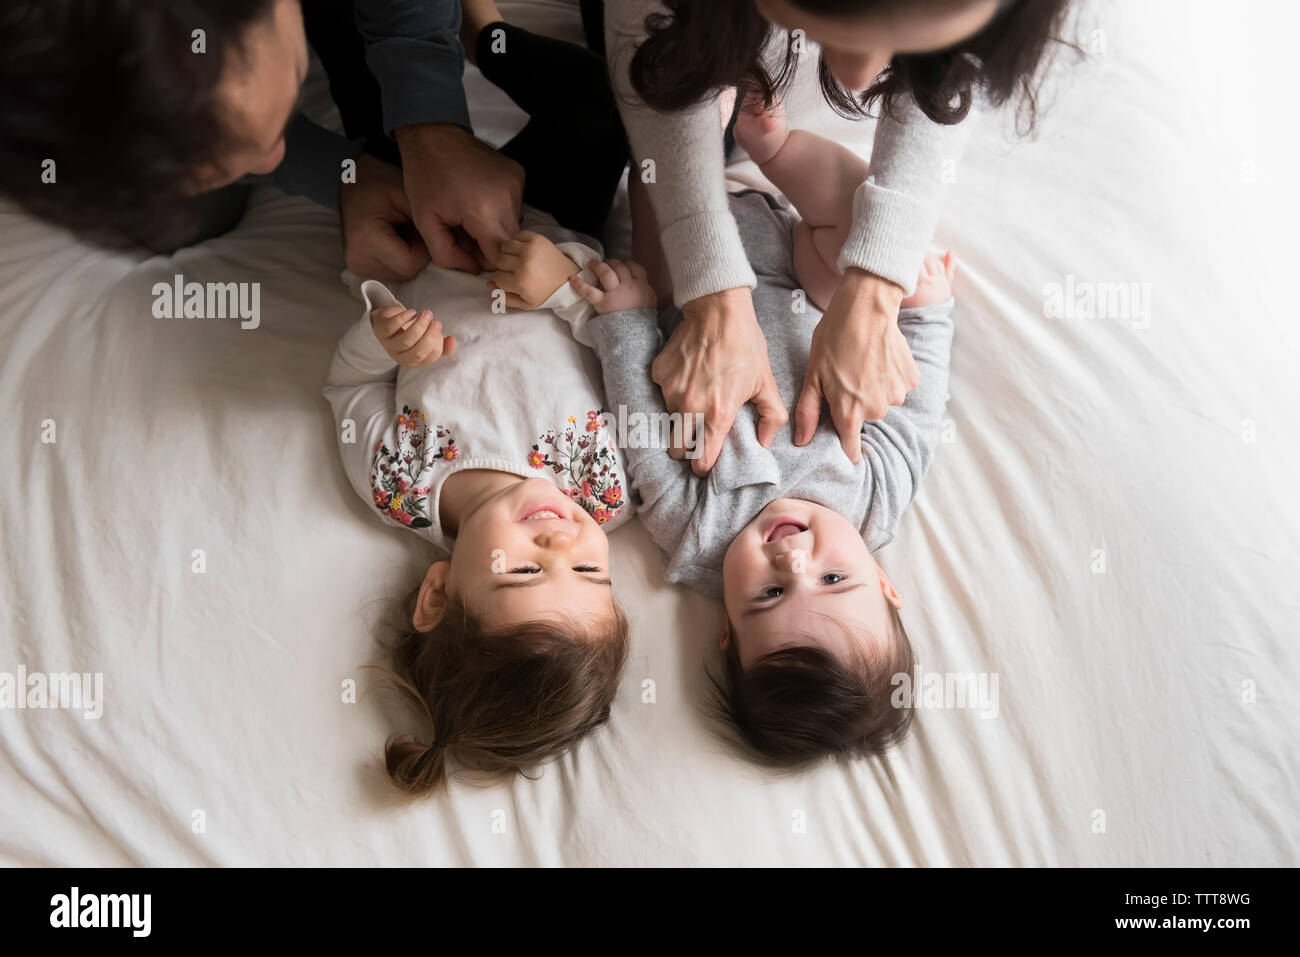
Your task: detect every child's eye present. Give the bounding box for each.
[756,586,783,600]
[820,573,847,585]
[573,565,602,573]
[509,565,541,574]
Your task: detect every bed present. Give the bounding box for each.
[1,0,1296,866]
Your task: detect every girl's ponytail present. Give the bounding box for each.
[385,735,448,794]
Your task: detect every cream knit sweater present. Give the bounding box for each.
[604,0,974,302]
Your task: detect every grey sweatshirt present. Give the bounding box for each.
[588,191,954,598]
[605,0,974,301]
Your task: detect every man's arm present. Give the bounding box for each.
[351,0,522,271]
[353,0,471,135]
[249,113,363,211]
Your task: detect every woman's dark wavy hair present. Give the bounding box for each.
[0,0,277,246]
[628,0,1075,131]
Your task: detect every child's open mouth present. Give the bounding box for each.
[517,496,575,523]
[763,519,808,543]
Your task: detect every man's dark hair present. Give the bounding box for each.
[0,0,278,247]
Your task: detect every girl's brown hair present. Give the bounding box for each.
[626,0,1075,132]
[380,589,629,794]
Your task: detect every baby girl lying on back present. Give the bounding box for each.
[322,1,636,794]
[550,95,957,764]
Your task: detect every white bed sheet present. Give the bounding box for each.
[1,0,1297,866]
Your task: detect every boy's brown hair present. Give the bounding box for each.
[380,588,629,794]
[712,605,915,766]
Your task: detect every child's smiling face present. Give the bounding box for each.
[415,478,615,632]
[721,499,903,668]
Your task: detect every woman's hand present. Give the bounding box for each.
[651,287,787,474]
[795,268,919,461]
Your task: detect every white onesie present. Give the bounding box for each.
[323,209,630,553]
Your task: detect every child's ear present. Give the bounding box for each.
[413,561,451,632]
[877,567,903,610]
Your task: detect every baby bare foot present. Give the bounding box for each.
[732,92,789,166]
[900,251,956,309]
[460,0,504,63]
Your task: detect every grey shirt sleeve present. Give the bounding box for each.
[860,299,955,547]
[586,307,703,551]
[837,99,975,295]
[354,0,472,135]
[247,113,364,211]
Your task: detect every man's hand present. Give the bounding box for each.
[370,305,457,368]
[651,287,787,475]
[491,231,580,309]
[569,258,658,315]
[339,153,430,281]
[395,123,524,273]
[795,267,919,462]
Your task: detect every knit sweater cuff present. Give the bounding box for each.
[660,209,757,306]
[837,178,937,295]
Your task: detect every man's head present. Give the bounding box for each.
[717,498,915,762]
[0,0,307,243]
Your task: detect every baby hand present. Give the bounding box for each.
[569,259,658,315]
[899,251,956,310]
[370,305,457,368]
[490,230,580,309]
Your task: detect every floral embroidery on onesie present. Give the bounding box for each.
[370,407,625,529]
[528,410,625,525]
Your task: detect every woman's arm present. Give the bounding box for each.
[604,0,786,474]
[838,97,976,293]
[798,99,974,456]
[606,0,755,304]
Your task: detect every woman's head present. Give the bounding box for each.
[628,0,1074,127]
[0,0,307,242]
[384,477,628,794]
